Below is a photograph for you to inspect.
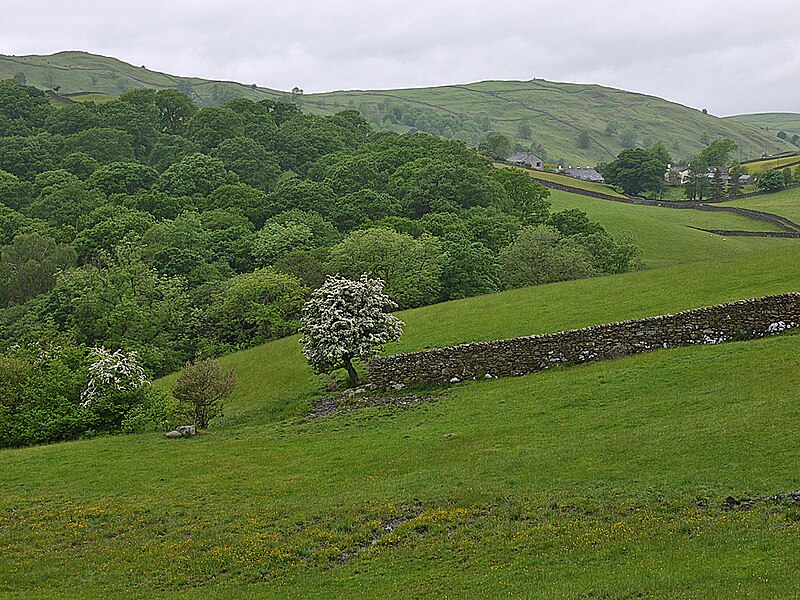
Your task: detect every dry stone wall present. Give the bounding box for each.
[369,293,800,387]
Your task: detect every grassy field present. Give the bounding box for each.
[722,186,800,223]
[2,51,793,165]
[740,153,800,174]
[0,94,799,593]
[64,92,117,104]
[3,245,800,597]
[546,189,789,268]
[0,51,287,105]
[727,112,800,137]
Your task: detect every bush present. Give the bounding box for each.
[172,357,236,429]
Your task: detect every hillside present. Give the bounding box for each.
[1,51,794,164]
[4,52,800,597]
[722,185,800,223]
[311,80,794,165]
[727,112,800,139]
[0,50,287,104]
[4,246,800,597]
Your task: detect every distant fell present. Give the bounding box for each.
[1,50,794,164]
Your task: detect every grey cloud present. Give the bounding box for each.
[2,0,798,115]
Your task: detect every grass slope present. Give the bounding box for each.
[547,189,788,267]
[727,112,800,138]
[722,186,800,223]
[740,152,800,174]
[1,51,793,165]
[312,80,794,164]
[3,246,800,597]
[0,51,286,104]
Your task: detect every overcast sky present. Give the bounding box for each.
[3,0,798,116]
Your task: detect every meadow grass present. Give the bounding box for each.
[2,154,800,596]
[396,243,800,353]
[3,331,800,598]
[67,93,116,104]
[740,155,800,174]
[547,189,789,268]
[727,113,800,137]
[723,186,800,223]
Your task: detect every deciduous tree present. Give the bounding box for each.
[299,274,403,386]
[172,356,236,429]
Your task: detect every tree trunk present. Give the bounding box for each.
[343,356,360,387]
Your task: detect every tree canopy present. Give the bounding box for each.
[598,147,668,197]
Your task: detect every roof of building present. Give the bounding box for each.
[560,167,605,182]
[508,152,543,164]
[708,166,730,175]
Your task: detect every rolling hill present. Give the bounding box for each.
[4,51,800,597]
[1,51,794,165]
[727,112,800,139]
[4,179,800,595]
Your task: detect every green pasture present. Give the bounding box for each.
[66,92,116,104]
[3,52,800,597]
[547,189,791,268]
[0,51,285,105]
[723,186,800,223]
[3,245,800,596]
[740,154,800,174]
[728,112,800,136]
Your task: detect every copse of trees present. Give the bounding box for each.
[597,145,670,197]
[0,79,643,446]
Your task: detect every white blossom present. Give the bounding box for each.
[80,347,149,408]
[299,274,404,383]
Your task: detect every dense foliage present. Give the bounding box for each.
[0,342,170,447]
[0,79,641,444]
[597,145,669,197]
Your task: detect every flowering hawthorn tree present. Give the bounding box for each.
[80,347,149,408]
[299,274,404,386]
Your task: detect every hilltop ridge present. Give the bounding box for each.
[1,50,793,164]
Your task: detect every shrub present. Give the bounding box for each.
[172,357,236,429]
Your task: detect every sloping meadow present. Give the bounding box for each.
[3,246,800,596]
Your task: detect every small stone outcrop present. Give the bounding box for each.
[164,425,197,438]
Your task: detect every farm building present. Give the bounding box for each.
[507,152,544,170]
[666,165,690,184]
[559,167,605,183]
